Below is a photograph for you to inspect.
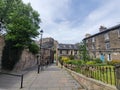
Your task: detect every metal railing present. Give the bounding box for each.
[65,64,117,86]
[115,64,120,90]
[0,72,23,88]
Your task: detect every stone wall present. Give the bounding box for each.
[66,68,117,90]
[0,37,55,71]
[13,49,37,71]
[0,36,37,71]
[109,29,120,49]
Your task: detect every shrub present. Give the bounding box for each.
[86,61,96,65]
[66,60,72,64]
[28,43,39,54]
[61,56,69,63]
[93,58,103,64]
[58,56,62,61]
[76,60,82,65]
[107,60,120,65]
[66,60,83,66]
[80,60,86,64]
[71,60,78,65]
[69,55,74,60]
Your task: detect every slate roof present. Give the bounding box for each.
[83,24,120,40]
[58,44,79,50]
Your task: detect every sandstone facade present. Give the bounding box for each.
[57,44,79,59]
[83,24,120,61]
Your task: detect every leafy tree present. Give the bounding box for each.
[1,0,41,70]
[28,42,39,55]
[79,41,90,61]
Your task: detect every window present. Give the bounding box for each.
[107,54,112,61]
[63,45,66,48]
[86,40,88,43]
[104,33,109,40]
[105,42,110,49]
[92,44,95,50]
[92,37,95,42]
[66,50,69,54]
[71,51,73,55]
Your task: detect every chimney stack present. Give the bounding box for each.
[99,26,107,32]
[85,33,91,38]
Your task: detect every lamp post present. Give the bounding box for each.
[38,29,43,74]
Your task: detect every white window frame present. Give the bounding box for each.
[107,54,112,61]
[104,33,109,40]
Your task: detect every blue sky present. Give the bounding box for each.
[23,0,120,44]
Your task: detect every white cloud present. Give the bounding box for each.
[22,0,120,44]
[77,0,120,36]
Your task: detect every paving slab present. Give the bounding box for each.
[0,64,85,90]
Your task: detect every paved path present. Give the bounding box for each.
[0,64,84,90]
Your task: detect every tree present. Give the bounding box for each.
[28,42,39,55]
[1,0,41,70]
[79,41,90,61]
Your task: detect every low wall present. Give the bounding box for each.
[66,68,117,90]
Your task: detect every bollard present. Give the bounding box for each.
[20,75,23,89]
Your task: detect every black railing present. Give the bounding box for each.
[65,64,117,86]
[0,72,23,88]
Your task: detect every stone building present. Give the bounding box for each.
[83,24,120,61]
[36,37,55,64]
[57,44,79,59]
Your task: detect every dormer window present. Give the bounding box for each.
[104,33,109,40]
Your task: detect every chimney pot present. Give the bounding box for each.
[99,26,107,32]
